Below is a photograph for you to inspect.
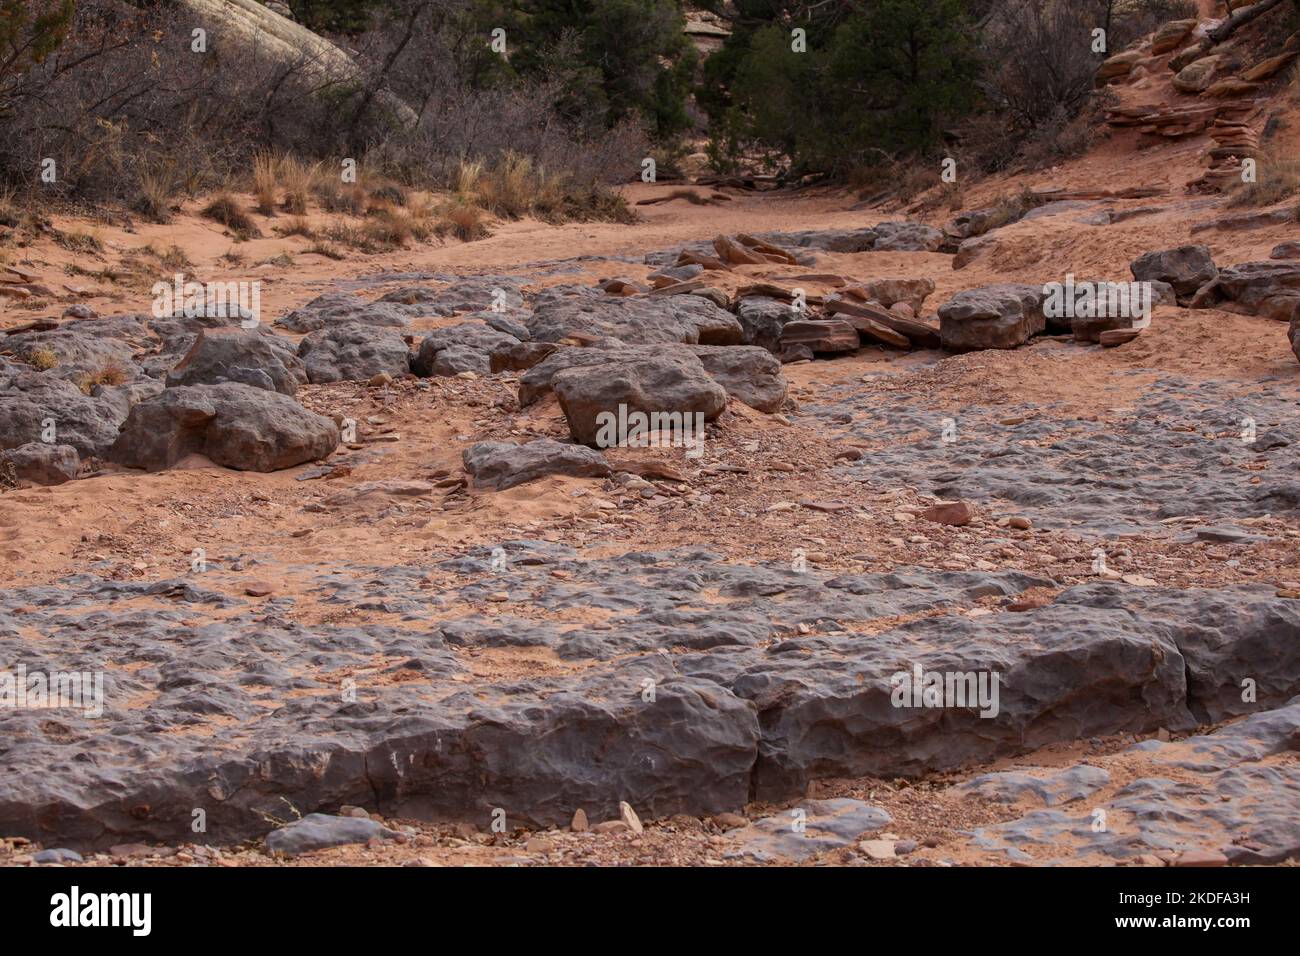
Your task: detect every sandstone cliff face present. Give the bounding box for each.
[181,0,417,126]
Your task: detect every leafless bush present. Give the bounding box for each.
[982,1,1107,133]
[0,2,342,205]
[970,0,1192,171]
[0,0,643,223]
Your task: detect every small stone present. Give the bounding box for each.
[1121,574,1157,587]
[109,843,152,859]
[1006,516,1032,530]
[339,806,370,819]
[712,812,749,830]
[570,809,588,832]
[1007,593,1052,612]
[592,820,630,834]
[619,801,644,835]
[1099,328,1140,347]
[918,501,972,526]
[33,848,83,864]
[1174,849,1228,867]
[525,836,556,855]
[244,582,274,597]
[860,839,897,860]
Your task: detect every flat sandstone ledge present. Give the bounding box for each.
[2,545,1298,848]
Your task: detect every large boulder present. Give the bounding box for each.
[734,296,798,353]
[779,319,861,354]
[380,277,524,314]
[166,327,306,395]
[1171,54,1225,94]
[690,346,787,413]
[297,323,411,384]
[411,322,519,377]
[1130,245,1218,301]
[275,293,411,333]
[953,233,998,271]
[1096,49,1143,83]
[490,341,558,373]
[937,284,1047,351]
[0,442,79,485]
[1151,19,1197,55]
[527,294,742,347]
[265,813,399,857]
[141,313,253,378]
[5,326,139,378]
[856,277,936,314]
[1190,261,1300,322]
[1073,313,1134,343]
[519,346,662,406]
[552,354,728,446]
[0,374,157,458]
[871,221,946,253]
[477,309,531,341]
[519,343,785,413]
[110,383,339,472]
[463,439,611,491]
[1058,276,1155,342]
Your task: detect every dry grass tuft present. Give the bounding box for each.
[53,229,104,255]
[252,152,279,216]
[274,217,316,239]
[279,156,316,216]
[135,165,180,223]
[314,178,368,216]
[202,194,260,238]
[1227,148,1300,209]
[78,364,128,394]
[437,200,490,242]
[24,347,59,370]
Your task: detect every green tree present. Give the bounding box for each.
[703,0,981,174]
[505,0,696,139]
[290,0,394,34]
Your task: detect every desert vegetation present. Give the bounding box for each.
[3,0,1282,235]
